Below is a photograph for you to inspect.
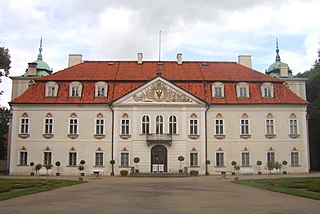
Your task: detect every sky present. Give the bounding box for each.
[1,0,320,107]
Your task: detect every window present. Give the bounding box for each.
[241,152,250,167]
[261,82,274,98]
[95,152,104,166]
[44,152,52,165]
[121,153,129,167]
[69,81,82,97]
[291,152,299,166]
[212,82,224,98]
[216,153,224,166]
[141,115,150,134]
[44,118,53,134]
[20,118,29,134]
[214,119,224,135]
[189,119,198,135]
[95,119,104,135]
[95,82,108,97]
[237,82,249,98]
[289,119,298,135]
[69,118,78,134]
[155,115,164,134]
[45,81,59,97]
[169,115,177,134]
[19,151,28,165]
[267,152,275,164]
[68,152,77,166]
[121,119,130,135]
[190,153,198,166]
[240,119,250,135]
[266,119,275,135]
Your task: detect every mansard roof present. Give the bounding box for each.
[10,60,307,105]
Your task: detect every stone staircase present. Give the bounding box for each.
[129,172,190,177]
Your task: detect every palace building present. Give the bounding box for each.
[7,42,309,176]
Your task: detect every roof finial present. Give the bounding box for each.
[275,37,281,62]
[37,36,43,61]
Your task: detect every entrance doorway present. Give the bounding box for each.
[151,145,167,172]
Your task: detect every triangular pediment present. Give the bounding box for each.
[113,76,205,105]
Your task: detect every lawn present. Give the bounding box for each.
[0,178,84,201]
[234,177,320,200]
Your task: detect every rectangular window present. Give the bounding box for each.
[267,152,275,164]
[47,86,56,97]
[291,152,299,166]
[20,118,29,134]
[266,119,274,135]
[44,152,52,165]
[19,151,28,165]
[189,119,198,135]
[69,119,78,134]
[289,119,298,135]
[121,119,130,135]
[216,153,224,166]
[95,152,104,166]
[241,152,250,167]
[68,152,77,166]
[264,87,272,97]
[190,153,198,166]
[71,86,80,97]
[239,87,247,97]
[214,87,223,97]
[44,118,53,134]
[97,86,105,97]
[240,119,249,135]
[121,153,129,167]
[95,119,104,135]
[215,119,224,135]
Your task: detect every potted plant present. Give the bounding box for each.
[79,160,85,176]
[282,160,288,174]
[178,156,185,173]
[110,160,115,176]
[205,160,211,175]
[55,161,61,176]
[234,165,240,181]
[44,163,53,185]
[30,162,35,176]
[120,170,128,176]
[231,161,237,175]
[257,160,262,175]
[133,157,140,173]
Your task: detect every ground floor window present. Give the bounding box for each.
[216,153,224,166]
[291,152,299,166]
[121,153,129,167]
[44,152,52,165]
[68,152,77,166]
[241,152,250,167]
[95,152,104,166]
[19,151,27,165]
[190,153,198,166]
[267,152,275,163]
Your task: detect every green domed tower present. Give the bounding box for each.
[265,39,294,78]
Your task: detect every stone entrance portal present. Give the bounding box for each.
[151,145,167,173]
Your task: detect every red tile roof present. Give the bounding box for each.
[10,61,307,105]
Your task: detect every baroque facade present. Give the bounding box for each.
[7,45,309,176]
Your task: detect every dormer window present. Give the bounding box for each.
[237,82,249,98]
[95,82,108,97]
[45,81,59,97]
[69,81,82,97]
[212,82,224,98]
[261,82,274,98]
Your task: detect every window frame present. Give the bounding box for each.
[141,115,150,135]
[240,119,250,135]
[236,82,249,98]
[19,151,28,165]
[265,119,275,135]
[120,153,129,167]
[290,151,299,166]
[189,119,199,135]
[261,82,274,98]
[20,118,30,134]
[69,118,79,135]
[168,115,177,135]
[212,82,224,98]
[69,81,82,97]
[121,119,130,136]
[43,151,52,165]
[241,152,250,167]
[95,118,105,135]
[95,152,104,167]
[68,152,77,166]
[266,152,275,164]
[95,81,108,97]
[214,119,224,135]
[190,153,198,166]
[155,115,164,134]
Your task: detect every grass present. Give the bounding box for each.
[234,177,320,200]
[0,178,85,201]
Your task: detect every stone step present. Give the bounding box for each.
[129,173,190,177]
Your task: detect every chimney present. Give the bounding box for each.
[27,62,37,76]
[177,53,182,65]
[238,55,252,69]
[137,53,143,64]
[280,63,289,77]
[68,54,82,67]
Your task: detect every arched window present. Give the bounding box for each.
[45,81,59,97]
[69,81,82,97]
[141,115,150,134]
[261,82,274,98]
[168,115,177,134]
[212,82,224,98]
[95,81,108,97]
[155,115,164,134]
[236,82,249,98]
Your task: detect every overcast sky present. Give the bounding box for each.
[1,0,320,107]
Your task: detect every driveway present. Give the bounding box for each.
[0,175,319,214]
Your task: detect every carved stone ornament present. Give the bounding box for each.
[133,80,192,103]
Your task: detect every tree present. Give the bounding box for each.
[0,107,9,159]
[0,46,11,95]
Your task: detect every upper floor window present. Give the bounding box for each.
[240,119,250,135]
[45,81,59,97]
[169,115,177,134]
[289,113,300,138]
[261,82,274,98]
[189,119,198,135]
[212,82,224,98]
[95,113,105,138]
[120,113,130,139]
[214,119,224,135]
[95,82,108,97]
[155,115,164,134]
[68,113,79,139]
[236,82,249,98]
[141,115,150,134]
[19,112,30,138]
[69,81,82,97]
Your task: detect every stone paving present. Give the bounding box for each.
[0,174,319,214]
